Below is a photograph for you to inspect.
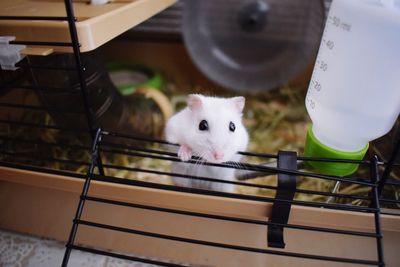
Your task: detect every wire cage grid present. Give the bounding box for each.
[0,0,399,267]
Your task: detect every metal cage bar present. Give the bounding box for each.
[61,129,385,266]
[61,128,102,266]
[63,0,105,176]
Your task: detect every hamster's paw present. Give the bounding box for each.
[178,144,192,162]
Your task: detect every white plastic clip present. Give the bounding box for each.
[0,36,26,71]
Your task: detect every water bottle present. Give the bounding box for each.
[304,0,400,176]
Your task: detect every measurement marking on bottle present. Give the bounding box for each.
[341,22,352,32]
[326,40,335,50]
[332,16,341,27]
[319,61,328,72]
[313,80,322,91]
[330,16,352,32]
[310,99,316,109]
[306,96,316,110]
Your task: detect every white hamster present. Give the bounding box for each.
[165,94,249,192]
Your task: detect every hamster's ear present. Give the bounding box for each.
[187,94,203,111]
[232,96,245,113]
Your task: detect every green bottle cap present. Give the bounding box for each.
[304,125,369,176]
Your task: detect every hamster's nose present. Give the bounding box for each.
[213,150,224,160]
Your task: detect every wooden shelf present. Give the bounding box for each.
[0,0,176,53]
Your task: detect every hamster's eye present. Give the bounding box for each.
[199,120,209,131]
[229,122,236,132]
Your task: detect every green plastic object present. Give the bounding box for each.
[304,126,369,176]
[107,63,163,96]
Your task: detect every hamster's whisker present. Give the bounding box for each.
[202,140,213,152]
[193,150,206,168]
[198,150,208,165]
[192,150,207,184]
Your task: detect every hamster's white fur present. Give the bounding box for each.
[165,94,249,192]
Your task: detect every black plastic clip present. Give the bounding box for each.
[267,151,297,249]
